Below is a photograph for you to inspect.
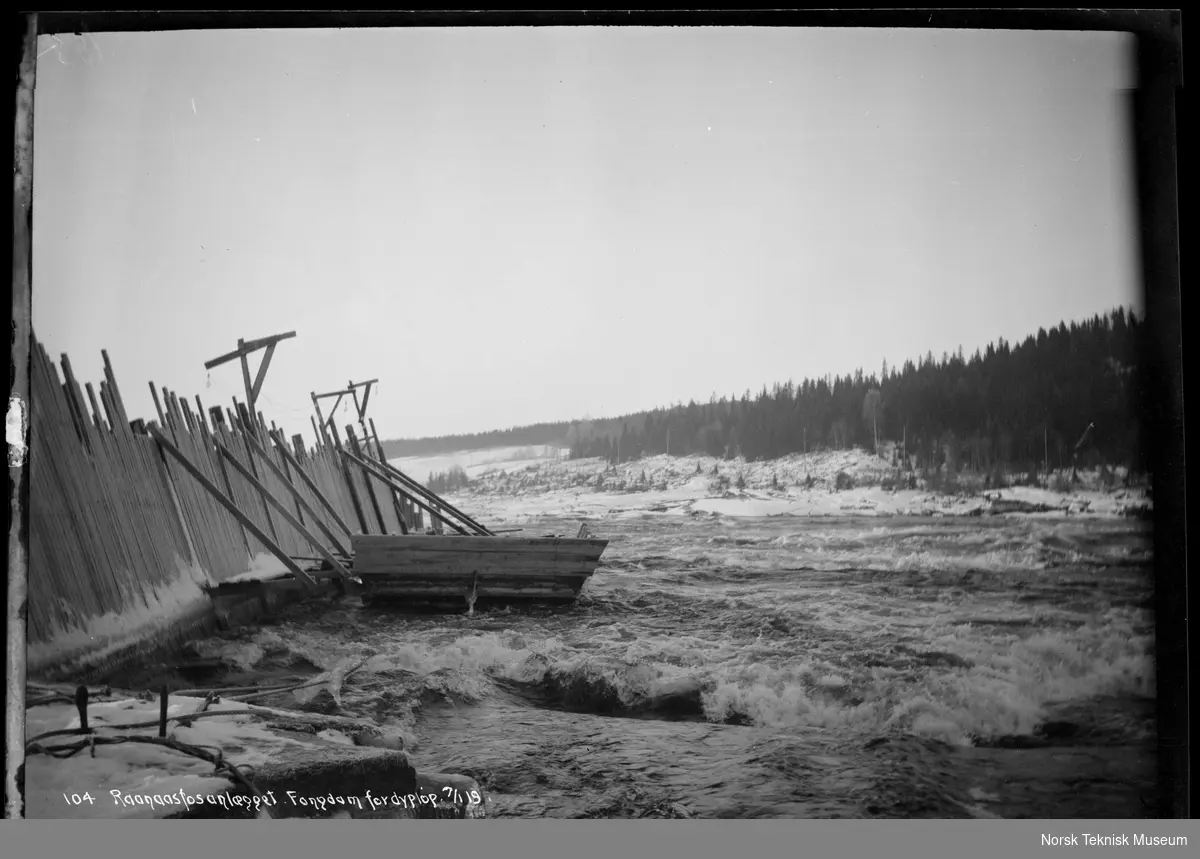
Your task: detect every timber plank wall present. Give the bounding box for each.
[26,336,420,675]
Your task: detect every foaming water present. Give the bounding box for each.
[252,514,1154,818]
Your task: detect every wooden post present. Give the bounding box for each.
[312,394,331,448]
[148,427,319,589]
[370,417,409,534]
[152,434,201,567]
[216,441,356,585]
[9,27,33,814]
[329,423,370,534]
[243,432,351,556]
[340,450,475,536]
[213,412,254,562]
[350,382,369,452]
[85,382,107,431]
[267,429,350,530]
[238,342,255,426]
[376,458,494,536]
[347,424,389,534]
[310,415,324,453]
[74,686,89,734]
[101,349,131,431]
[196,396,211,434]
[233,399,280,546]
[149,381,167,429]
[58,354,94,451]
[279,443,307,528]
[269,430,355,538]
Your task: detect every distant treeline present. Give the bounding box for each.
[385,306,1144,474]
[426,465,471,495]
[380,422,570,459]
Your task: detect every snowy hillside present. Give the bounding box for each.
[420,448,1150,525]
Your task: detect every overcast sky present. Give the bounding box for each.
[33,26,1139,442]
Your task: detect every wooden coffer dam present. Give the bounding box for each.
[26,334,606,679]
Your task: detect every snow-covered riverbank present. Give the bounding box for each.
[395,449,1150,527]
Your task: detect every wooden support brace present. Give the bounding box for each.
[215,441,358,586]
[347,424,389,534]
[269,429,355,537]
[329,422,370,534]
[358,381,373,418]
[311,395,331,447]
[243,432,352,556]
[377,458,494,536]
[340,450,474,536]
[148,426,320,590]
[370,416,409,535]
[250,342,278,405]
[232,399,280,545]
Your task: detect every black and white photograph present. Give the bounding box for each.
[8,11,1185,832]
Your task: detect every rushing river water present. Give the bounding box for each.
[162,513,1159,819]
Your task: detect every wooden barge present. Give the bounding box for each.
[350,531,609,608]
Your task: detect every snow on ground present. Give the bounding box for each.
[222,552,295,584]
[424,449,1149,526]
[25,696,289,818]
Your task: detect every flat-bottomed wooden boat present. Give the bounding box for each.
[350,532,608,608]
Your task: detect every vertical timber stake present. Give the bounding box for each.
[75,686,89,734]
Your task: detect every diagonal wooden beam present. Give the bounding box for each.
[358,381,372,418]
[376,457,495,536]
[270,429,355,537]
[216,441,358,586]
[250,342,278,405]
[148,426,320,591]
[243,433,351,556]
[311,394,330,446]
[340,450,474,536]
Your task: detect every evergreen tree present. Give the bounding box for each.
[384,306,1143,476]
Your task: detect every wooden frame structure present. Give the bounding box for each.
[312,379,378,446]
[204,331,296,431]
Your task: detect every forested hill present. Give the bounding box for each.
[380,306,1144,471]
